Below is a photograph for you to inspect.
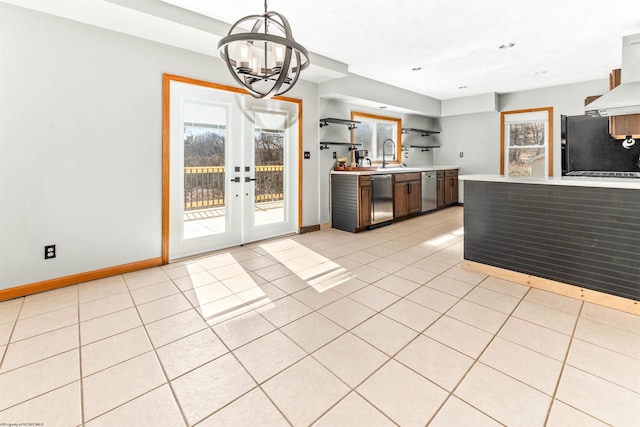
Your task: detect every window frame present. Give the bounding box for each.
[351,111,402,164]
[500,107,554,177]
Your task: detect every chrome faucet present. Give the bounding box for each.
[382,139,395,169]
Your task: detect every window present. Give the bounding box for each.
[501,107,553,177]
[351,112,402,163]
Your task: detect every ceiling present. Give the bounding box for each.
[4,0,640,101]
[159,0,640,100]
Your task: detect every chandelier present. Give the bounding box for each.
[217,1,310,99]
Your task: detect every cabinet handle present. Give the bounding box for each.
[408,183,411,194]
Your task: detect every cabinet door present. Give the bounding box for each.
[359,183,371,227]
[610,114,640,139]
[407,180,421,214]
[394,182,409,218]
[437,178,445,207]
[444,178,454,205]
[444,170,459,205]
[451,176,459,204]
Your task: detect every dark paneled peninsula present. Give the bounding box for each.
[462,175,640,304]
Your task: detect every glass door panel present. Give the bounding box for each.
[182,101,227,239]
[253,110,286,226]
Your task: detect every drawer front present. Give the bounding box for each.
[445,169,458,177]
[359,175,371,186]
[394,172,421,183]
[437,171,445,178]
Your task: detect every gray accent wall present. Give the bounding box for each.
[464,181,640,301]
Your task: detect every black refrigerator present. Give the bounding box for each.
[562,115,640,174]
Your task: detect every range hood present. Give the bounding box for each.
[586,33,640,117]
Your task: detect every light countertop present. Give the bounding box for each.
[460,174,640,190]
[331,165,459,176]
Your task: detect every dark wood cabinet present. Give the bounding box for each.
[358,176,371,228]
[436,171,445,208]
[393,173,421,218]
[610,114,640,139]
[444,169,459,205]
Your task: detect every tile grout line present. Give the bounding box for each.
[303,263,469,426]
[180,269,296,427]
[123,272,190,427]
[423,277,531,426]
[540,301,612,427]
[0,297,25,374]
[76,282,86,427]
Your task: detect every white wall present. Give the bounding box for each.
[0,4,321,289]
[499,79,608,175]
[433,80,609,202]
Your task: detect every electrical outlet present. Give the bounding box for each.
[405,152,409,158]
[44,244,56,259]
[333,152,337,159]
[459,152,464,158]
[304,151,310,159]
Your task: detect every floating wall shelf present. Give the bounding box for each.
[401,128,440,137]
[319,118,361,130]
[407,145,441,152]
[319,142,362,151]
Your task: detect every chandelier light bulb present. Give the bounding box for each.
[272,43,286,70]
[236,42,252,72]
[251,56,261,75]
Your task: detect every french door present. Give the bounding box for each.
[168,79,299,260]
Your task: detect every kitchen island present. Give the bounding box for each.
[460,174,640,313]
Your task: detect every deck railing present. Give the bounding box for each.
[184,165,283,211]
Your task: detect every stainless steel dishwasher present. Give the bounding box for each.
[421,171,437,212]
[371,174,393,224]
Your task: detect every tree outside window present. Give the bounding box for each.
[501,108,553,177]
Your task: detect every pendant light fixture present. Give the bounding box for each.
[217,1,310,99]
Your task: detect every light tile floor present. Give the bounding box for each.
[1,206,639,426]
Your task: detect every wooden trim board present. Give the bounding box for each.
[299,224,320,234]
[461,259,639,315]
[0,257,163,301]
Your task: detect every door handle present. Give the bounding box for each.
[230,177,240,183]
[245,177,257,182]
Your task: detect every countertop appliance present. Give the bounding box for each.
[354,149,369,166]
[562,114,640,177]
[421,171,437,212]
[371,174,393,224]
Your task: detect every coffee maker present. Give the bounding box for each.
[354,149,369,166]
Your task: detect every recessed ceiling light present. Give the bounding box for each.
[534,70,548,75]
[499,43,516,49]
[458,85,468,89]
[379,106,388,109]
[411,67,422,71]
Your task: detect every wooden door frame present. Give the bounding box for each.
[500,107,553,176]
[162,74,303,264]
